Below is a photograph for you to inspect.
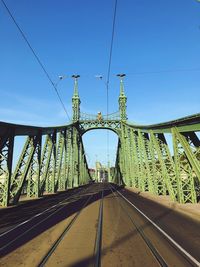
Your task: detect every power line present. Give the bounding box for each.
[106,0,118,115]
[126,67,200,76]
[105,0,118,168]
[78,66,200,79]
[0,0,70,121]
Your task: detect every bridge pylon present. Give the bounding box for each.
[72,75,81,122]
[117,73,127,122]
[0,75,200,206]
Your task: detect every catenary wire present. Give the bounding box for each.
[81,67,200,78]
[0,0,70,121]
[105,0,118,167]
[126,67,200,76]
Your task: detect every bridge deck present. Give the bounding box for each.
[0,183,199,267]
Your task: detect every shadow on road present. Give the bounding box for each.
[0,183,118,257]
[69,192,175,267]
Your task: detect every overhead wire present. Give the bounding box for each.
[105,0,118,168]
[0,0,70,121]
[126,67,200,76]
[66,67,200,80]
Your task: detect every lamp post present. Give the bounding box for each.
[54,75,66,87]
[117,73,126,78]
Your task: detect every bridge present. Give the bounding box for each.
[0,76,200,266]
[1,76,200,206]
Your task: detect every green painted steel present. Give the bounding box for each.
[0,130,14,206]
[0,77,200,206]
[0,123,91,206]
[118,75,127,122]
[115,123,199,204]
[72,75,81,123]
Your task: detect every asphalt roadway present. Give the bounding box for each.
[0,183,199,267]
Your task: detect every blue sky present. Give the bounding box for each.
[1,0,200,167]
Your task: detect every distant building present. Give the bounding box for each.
[95,161,108,182]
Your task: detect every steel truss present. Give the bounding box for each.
[0,123,91,206]
[1,76,200,205]
[114,120,200,204]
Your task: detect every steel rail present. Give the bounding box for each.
[94,189,104,267]
[0,185,94,253]
[38,193,94,267]
[0,186,86,238]
[111,185,200,267]
[109,185,168,267]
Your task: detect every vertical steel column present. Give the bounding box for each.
[45,131,56,193]
[134,131,145,191]
[10,136,36,204]
[184,132,200,197]
[27,133,42,198]
[147,132,160,195]
[68,128,73,188]
[149,131,177,201]
[127,128,136,187]
[129,130,140,188]
[124,126,133,186]
[72,127,79,187]
[65,128,72,188]
[78,142,83,185]
[114,140,123,185]
[39,134,53,195]
[58,130,67,191]
[176,130,200,181]
[137,131,149,192]
[138,131,155,193]
[172,127,197,203]
[0,131,14,206]
[120,124,128,185]
[55,131,65,191]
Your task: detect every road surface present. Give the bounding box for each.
[0,183,199,267]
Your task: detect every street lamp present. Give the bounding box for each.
[116,73,126,80]
[95,75,103,79]
[95,74,107,86]
[72,74,80,79]
[54,75,66,87]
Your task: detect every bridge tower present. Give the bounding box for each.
[72,75,81,122]
[118,74,127,121]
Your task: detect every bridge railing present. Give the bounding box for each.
[0,121,91,207]
[80,111,120,121]
[114,113,200,203]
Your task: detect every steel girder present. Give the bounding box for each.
[27,133,41,198]
[0,131,14,206]
[149,132,177,201]
[1,110,200,205]
[114,122,200,203]
[113,139,124,186]
[79,119,121,136]
[171,128,197,203]
[0,124,91,207]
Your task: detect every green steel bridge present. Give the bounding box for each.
[0,76,200,207]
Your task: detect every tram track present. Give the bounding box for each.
[109,184,200,267]
[0,183,199,267]
[38,193,94,266]
[94,190,104,267]
[38,183,105,267]
[0,184,99,257]
[0,186,87,238]
[109,185,168,267]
